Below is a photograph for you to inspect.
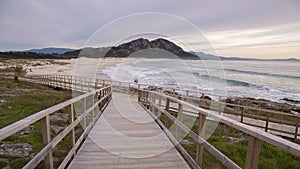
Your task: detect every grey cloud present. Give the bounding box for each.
[0,0,299,56]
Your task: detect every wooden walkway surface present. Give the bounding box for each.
[68,92,190,169]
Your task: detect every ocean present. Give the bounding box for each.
[103,59,300,103]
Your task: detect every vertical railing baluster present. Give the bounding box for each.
[83,98,87,130]
[41,115,53,169]
[69,103,75,157]
[196,113,206,167]
[176,103,183,140]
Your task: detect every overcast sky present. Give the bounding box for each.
[0,0,299,59]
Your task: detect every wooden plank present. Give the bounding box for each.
[68,93,190,169]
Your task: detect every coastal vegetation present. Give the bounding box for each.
[160,114,300,169]
[0,77,73,168]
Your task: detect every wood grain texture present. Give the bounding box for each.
[68,93,190,169]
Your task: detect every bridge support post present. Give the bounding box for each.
[245,136,261,169]
[196,113,206,167]
[41,115,54,169]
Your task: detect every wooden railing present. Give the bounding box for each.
[0,82,112,169]
[137,89,300,169]
[24,75,300,140]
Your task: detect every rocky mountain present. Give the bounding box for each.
[104,38,198,59]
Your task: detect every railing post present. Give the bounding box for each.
[83,98,87,130]
[196,113,206,167]
[265,113,269,132]
[41,115,54,169]
[158,96,162,106]
[95,79,99,89]
[64,75,66,89]
[69,103,75,156]
[241,107,244,123]
[138,89,141,102]
[164,98,170,126]
[176,103,183,140]
[294,120,299,141]
[218,96,222,114]
[92,93,95,120]
[199,93,204,108]
[245,136,261,169]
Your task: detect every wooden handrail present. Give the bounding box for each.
[0,79,112,169]
[138,89,300,169]
[23,75,300,140]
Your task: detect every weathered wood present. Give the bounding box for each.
[147,90,300,157]
[143,103,200,169]
[150,101,241,169]
[241,107,244,123]
[245,136,261,169]
[42,115,54,169]
[294,120,299,141]
[176,103,183,140]
[69,104,75,151]
[165,98,170,126]
[265,113,270,132]
[196,113,206,166]
[68,93,190,169]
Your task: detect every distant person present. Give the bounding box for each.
[134,78,138,84]
[29,69,33,72]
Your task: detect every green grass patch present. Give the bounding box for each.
[0,77,72,168]
[159,113,300,169]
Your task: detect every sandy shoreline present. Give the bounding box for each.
[0,57,136,77]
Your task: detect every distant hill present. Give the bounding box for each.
[22,47,75,54]
[104,38,198,59]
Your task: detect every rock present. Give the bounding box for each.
[0,99,6,105]
[200,95,212,100]
[222,136,245,144]
[282,98,300,104]
[75,128,84,140]
[50,126,65,134]
[50,114,68,123]
[292,106,300,113]
[0,143,32,157]
[226,97,296,113]
[0,158,9,163]
[2,166,11,169]
[180,139,193,145]
[14,126,35,136]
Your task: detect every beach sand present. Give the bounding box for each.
[0,57,136,77]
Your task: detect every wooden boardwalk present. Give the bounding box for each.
[68,92,190,169]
